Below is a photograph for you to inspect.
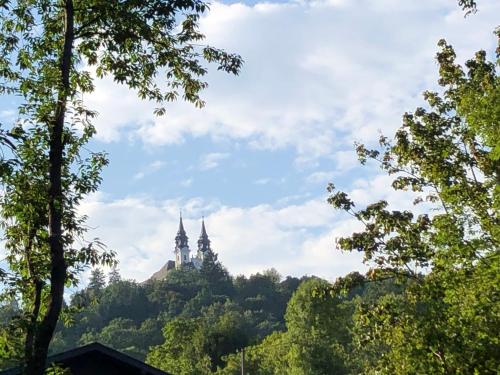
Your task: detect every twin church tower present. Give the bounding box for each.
[149,215,213,281]
[174,215,211,270]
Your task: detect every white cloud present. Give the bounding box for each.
[150,160,166,170]
[133,160,167,180]
[200,152,230,170]
[0,109,15,120]
[78,172,423,282]
[331,149,359,173]
[306,170,335,185]
[306,149,360,183]
[133,171,145,180]
[180,178,193,188]
[254,178,271,185]
[68,0,497,285]
[276,193,312,206]
[86,0,499,163]
[79,193,358,281]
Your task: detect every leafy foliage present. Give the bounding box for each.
[0,1,494,374]
[147,302,250,374]
[457,0,477,15]
[217,274,400,375]
[0,0,241,372]
[327,31,500,374]
[29,267,303,370]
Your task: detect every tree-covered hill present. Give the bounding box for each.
[48,256,305,364]
[0,249,405,374]
[0,263,406,374]
[46,263,404,374]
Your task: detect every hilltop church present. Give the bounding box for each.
[149,216,212,280]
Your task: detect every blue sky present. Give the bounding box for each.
[1,0,499,283]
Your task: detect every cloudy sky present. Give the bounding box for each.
[1,0,498,283]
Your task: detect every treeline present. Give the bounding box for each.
[147,271,410,375]
[0,251,409,374]
[54,260,412,374]
[47,250,304,367]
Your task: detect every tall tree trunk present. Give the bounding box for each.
[24,279,43,367]
[24,1,73,373]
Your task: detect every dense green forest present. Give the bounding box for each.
[0,254,406,374]
[53,259,303,363]
[0,253,306,368]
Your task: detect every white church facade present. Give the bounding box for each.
[174,215,211,270]
[149,216,212,280]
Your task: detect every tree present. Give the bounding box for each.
[233,270,288,323]
[0,84,114,373]
[181,288,227,318]
[218,276,363,375]
[78,317,163,360]
[147,302,251,375]
[147,317,211,375]
[0,1,242,374]
[199,249,234,297]
[328,30,499,373]
[0,300,23,370]
[45,264,316,373]
[217,331,290,375]
[262,268,281,284]
[88,268,106,293]
[108,266,121,284]
[283,276,369,375]
[97,280,153,325]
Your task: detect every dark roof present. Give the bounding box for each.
[175,215,189,248]
[197,218,211,253]
[0,343,170,375]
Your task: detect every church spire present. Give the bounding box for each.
[175,213,188,249]
[197,217,211,254]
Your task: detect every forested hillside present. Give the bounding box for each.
[0,253,406,374]
[48,256,304,364]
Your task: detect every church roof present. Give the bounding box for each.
[148,260,176,281]
[200,219,207,237]
[198,218,211,253]
[175,214,188,248]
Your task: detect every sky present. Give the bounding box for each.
[1,0,499,284]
